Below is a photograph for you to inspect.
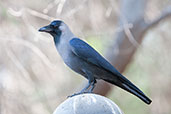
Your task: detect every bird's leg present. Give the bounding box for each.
[80,82,91,93]
[83,71,96,93]
[67,82,91,97]
[88,80,96,93]
[68,71,95,98]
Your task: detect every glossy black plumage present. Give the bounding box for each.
[39,20,152,104]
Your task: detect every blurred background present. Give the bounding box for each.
[0,0,171,114]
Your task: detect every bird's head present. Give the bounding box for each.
[39,20,74,44]
[39,20,64,38]
[39,20,67,38]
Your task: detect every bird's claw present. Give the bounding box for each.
[67,92,93,98]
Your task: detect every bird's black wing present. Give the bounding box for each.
[69,38,120,75]
[69,38,152,104]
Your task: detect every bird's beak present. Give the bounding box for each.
[38,25,53,32]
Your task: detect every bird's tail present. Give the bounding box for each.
[104,75,152,105]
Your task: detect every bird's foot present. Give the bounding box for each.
[67,92,93,98]
[67,93,82,98]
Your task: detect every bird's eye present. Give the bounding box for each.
[54,25,59,28]
[50,24,59,28]
[50,24,54,27]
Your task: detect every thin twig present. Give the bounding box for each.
[64,0,88,18]
[56,0,67,16]
[123,24,140,48]
[8,8,55,21]
[6,48,31,81]
[0,37,57,70]
[43,0,60,14]
[145,6,171,30]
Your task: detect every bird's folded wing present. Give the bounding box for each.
[69,38,121,75]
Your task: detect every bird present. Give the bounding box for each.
[39,20,152,105]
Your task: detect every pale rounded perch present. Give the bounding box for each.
[53,94,123,114]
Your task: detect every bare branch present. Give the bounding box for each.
[145,6,171,30]
[123,23,140,48]
[6,48,31,81]
[8,8,55,21]
[64,0,88,18]
[0,37,57,70]
[43,0,60,14]
[56,0,67,16]
[94,4,171,97]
